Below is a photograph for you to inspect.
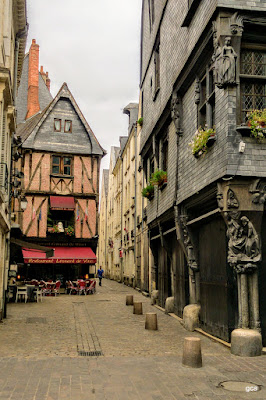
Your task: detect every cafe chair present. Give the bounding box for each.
[86,280,96,294]
[16,287,28,303]
[53,280,61,296]
[78,280,86,295]
[34,288,43,302]
[69,281,78,295]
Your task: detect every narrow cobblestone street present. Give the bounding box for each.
[0,280,266,399]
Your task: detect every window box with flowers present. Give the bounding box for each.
[189,127,216,158]
[237,109,266,142]
[65,226,75,237]
[150,169,167,190]
[48,225,60,234]
[141,184,154,200]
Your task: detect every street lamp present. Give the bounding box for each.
[20,196,28,212]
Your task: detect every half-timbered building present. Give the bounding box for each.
[13,40,105,282]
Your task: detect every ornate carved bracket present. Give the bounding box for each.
[227,188,239,209]
[226,211,261,273]
[179,215,199,272]
[250,179,266,205]
[171,91,182,136]
[230,13,244,36]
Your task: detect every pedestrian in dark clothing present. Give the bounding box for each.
[97,266,104,286]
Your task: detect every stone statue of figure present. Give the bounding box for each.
[214,36,237,88]
[212,33,223,86]
[227,214,260,263]
[171,93,181,133]
[221,37,237,85]
[240,216,260,260]
[57,221,64,233]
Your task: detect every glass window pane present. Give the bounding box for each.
[65,120,72,132]
[52,165,60,174]
[64,157,71,165]
[54,119,61,131]
[52,156,60,165]
[64,166,71,175]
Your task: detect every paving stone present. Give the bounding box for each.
[0,280,266,399]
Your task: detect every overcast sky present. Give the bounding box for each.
[26,0,142,180]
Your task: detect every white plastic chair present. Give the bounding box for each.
[16,287,28,303]
[34,288,43,302]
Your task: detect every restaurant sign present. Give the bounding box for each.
[24,258,95,264]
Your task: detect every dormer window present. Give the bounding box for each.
[54,119,61,132]
[64,120,72,133]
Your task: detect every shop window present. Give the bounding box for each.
[240,49,266,122]
[52,155,72,176]
[54,119,61,132]
[64,120,72,133]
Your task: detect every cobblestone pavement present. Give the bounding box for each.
[0,279,266,399]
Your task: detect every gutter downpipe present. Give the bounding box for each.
[134,123,137,286]
[120,155,124,283]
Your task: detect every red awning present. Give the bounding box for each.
[22,247,97,264]
[50,196,75,211]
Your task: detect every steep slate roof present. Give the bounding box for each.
[19,82,106,156]
[16,54,53,124]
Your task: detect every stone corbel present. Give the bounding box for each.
[249,179,266,206]
[230,13,244,36]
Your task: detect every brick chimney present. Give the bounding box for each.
[26,39,40,120]
[40,65,46,83]
[45,71,51,91]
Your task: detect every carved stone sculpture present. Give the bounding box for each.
[230,13,244,36]
[180,216,199,272]
[171,92,182,135]
[227,213,260,266]
[194,79,200,104]
[57,221,64,233]
[214,37,237,88]
[226,212,261,331]
[227,189,239,209]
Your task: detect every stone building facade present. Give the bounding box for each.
[140,0,266,345]
[0,0,27,318]
[11,40,105,280]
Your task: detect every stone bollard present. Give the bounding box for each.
[182,337,202,368]
[231,329,262,357]
[126,295,134,306]
[133,302,143,315]
[145,313,158,330]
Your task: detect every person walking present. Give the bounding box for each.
[97,266,104,286]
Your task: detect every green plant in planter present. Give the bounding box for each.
[65,225,75,236]
[50,225,59,233]
[189,127,215,157]
[150,169,167,186]
[137,117,143,126]
[141,184,154,200]
[247,109,266,141]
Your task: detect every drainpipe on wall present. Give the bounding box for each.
[120,156,123,283]
[134,124,137,286]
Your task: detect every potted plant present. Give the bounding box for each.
[189,127,216,157]
[150,169,167,187]
[137,117,143,127]
[141,184,154,200]
[65,225,74,236]
[49,225,60,234]
[247,109,266,141]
